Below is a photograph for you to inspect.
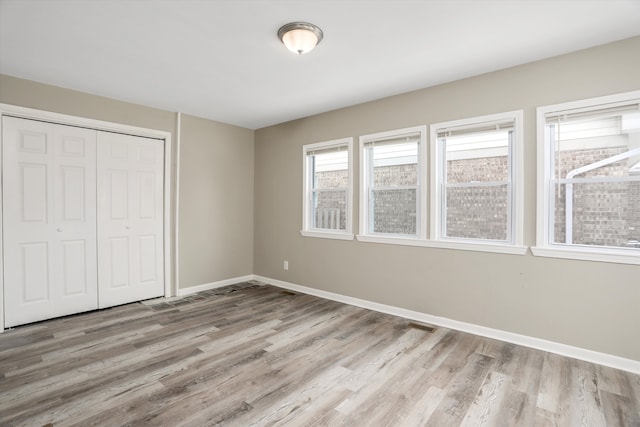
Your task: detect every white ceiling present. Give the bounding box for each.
[1,0,639,130]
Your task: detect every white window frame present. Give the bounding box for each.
[357,125,427,244]
[300,138,354,240]
[533,91,640,265]
[429,111,526,255]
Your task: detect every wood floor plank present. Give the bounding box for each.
[277,387,353,427]
[534,407,559,427]
[333,329,446,422]
[425,352,495,426]
[565,361,607,427]
[101,341,271,427]
[536,352,572,414]
[0,320,218,416]
[234,365,352,426]
[0,282,638,426]
[459,370,511,426]
[397,385,447,426]
[3,345,203,426]
[495,389,536,426]
[599,389,640,427]
[423,332,484,389]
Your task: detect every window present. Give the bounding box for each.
[430,111,524,252]
[534,91,640,264]
[358,126,427,241]
[301,138,353,240]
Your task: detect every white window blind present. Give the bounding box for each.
[436,119,515,138]
[362,131,421,147]
[544,101,640,123]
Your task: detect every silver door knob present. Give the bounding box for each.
[56,228,62,232]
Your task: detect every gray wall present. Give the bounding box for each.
[254,37,640,361]
[0,74,255,292]
[178,114,254,288]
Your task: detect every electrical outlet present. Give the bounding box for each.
[283,260,289,271]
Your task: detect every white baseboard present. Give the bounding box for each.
[177,275,255,296]
[253,275,640,375]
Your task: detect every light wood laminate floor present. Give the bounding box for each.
[1,282,639,426]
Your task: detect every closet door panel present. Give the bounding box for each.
[97,132,164,308]
[108,236,130,288]
[20,163,48,222]
[61,239,89,295]
[138,234,158,283]
[2,117,98,327]
[20,242,50,302]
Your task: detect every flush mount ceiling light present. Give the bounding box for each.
[277,22,323,55]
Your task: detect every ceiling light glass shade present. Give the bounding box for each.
[278,22,323,55]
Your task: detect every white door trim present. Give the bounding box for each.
[0,103,174,332]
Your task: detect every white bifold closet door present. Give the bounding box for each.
[2,117,165,328]
[2,117,98,327]
[96,131,164,308]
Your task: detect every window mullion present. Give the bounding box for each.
[309,157,315,229]
[445,181,509,188]
[368,147,375,234]
[507,129,514,243]
[441,138,448,239]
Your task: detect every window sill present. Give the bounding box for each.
[356,234,424,247]
[300,230,354,241]
[356,235,528,255]
[531,246,640,265]
[424,239,528,255]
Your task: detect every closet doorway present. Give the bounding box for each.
[0,107,172,329]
